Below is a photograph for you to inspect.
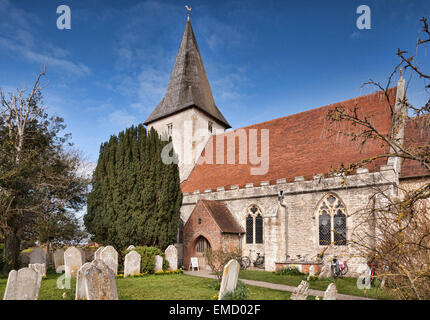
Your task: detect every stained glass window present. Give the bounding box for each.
[255,214,263,244]
[246,214,253,244]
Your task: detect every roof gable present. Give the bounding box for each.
[186,199,244,234]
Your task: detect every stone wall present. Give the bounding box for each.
[148,107,226,182]
[180,166,398,275]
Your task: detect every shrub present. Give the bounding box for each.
[123,246,169,274]
[221,281,250,300]
[275,266,304,276]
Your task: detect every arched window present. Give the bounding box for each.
[246,205,263,244]
[246,214,253,244]
[318,194,347,246]
[255,214,263,244]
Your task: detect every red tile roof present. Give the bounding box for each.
[181,89,396,193]
[200,200,244,234]
[401,115,430,178]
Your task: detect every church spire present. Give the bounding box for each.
[144,18,231,128]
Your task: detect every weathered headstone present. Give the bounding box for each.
[309,265,315,276]
[64,247,83,278]
[323,283,337,300]
[126,245,136,251]
[84,259,118,300]
[124,251,141,277]
[94,246,105,261]
[318,264,330,279]
[29,263,46,277]
[154,255,163,272]
[100,245,118,275]
[291,280,309,300]
[75,263,91,300]
[29,247,46,265]
[53,249,65,272]
[218,259,240,300]
[165,245,178,271]
[3,268,42,300]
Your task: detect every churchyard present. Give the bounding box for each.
[0,242,391,300]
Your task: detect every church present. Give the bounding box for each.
[144,18,429,274]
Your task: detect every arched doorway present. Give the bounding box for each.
[194,236,211,270]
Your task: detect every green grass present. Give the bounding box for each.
[0,272,293,300]
[238,270,393,300]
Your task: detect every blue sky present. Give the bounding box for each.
[0,0,429,165]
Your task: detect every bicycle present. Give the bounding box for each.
[236,255,251,270]
[330,258,348,278]
[253,252,265,269]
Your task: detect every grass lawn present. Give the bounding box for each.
[0,272,293,300]
[238,270,393,300]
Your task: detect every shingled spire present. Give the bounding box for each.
[144,19,231,128]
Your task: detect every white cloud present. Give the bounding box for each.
[0,0,90,77]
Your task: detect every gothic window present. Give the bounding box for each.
[255,214,263,244]
[246,205,263,244]
[246,214,253,244]
[208,121,213,134]
[167,123,173,136]
[318,194,347,246]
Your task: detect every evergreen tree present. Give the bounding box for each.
[84,125,182,251]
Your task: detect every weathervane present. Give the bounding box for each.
[185,5,192,20]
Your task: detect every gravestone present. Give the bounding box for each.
[29,263,46,277]
[94,246,105,261]
[75,263,91,300]
[154,255,163,272]
[318,264,330,278]
[291,280,309,300]
[218,259,240,300]
[309,265,315,276]
[100,246,118,275]
[53,249,65,272]
[323,283,337,300]
[84,259,118,300]
[64,247,83,278]
[126,245,135,251]
[3,267,42,300]
[29,247,46,265]
[124,251,141,277]
[165,245,178,271]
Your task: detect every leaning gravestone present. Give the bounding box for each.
[154,255,163,272]
[124,251,141,277]
[218,259,240,300]
[94,246,105,261]
[100,246,118,275]
[291,280,309,300]
[53,249,65,272]
[323,283,337,300]
[126,245,136,251]
[3,267,42,300]
[165,245,178,271]
[29,263,46,277]
[64,247,83,278]
[84,259,118,300]
[75,263,91,300]
[29,247,46,265]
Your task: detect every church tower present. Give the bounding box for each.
[144,17,230,182]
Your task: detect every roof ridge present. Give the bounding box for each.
[221,87,397,134]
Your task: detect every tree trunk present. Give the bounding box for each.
[3,228,21,273]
